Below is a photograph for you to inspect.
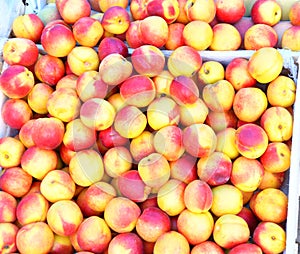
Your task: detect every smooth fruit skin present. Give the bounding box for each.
[247,47,283,84]
[16,222,55,254]
[56,0,91,24]
[0,65,35,99]
[3,38,39,66]
[253,222,286,254]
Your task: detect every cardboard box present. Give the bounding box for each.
[1,1,300,253]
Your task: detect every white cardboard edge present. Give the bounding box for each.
[283,56,300,254]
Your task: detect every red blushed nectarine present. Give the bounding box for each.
[103,146,133,178]
[153,125,185,162]
[101,6,130,35]
[170,154,198,184]
[130,0,149,20]
[40,170,76,203]
[198,60,225,86]
[21,146,58,180]
[211,184,243,217]
[104,197,141,233]
[34,54,66,86]
[31,117,65,150]
[108,232,144,254]
[3,38,39,67]
[146,0,180,24]
[170,75,199,105]
[215,0,245,24]
[0,65,35,99]
[114,105,147,139]
[138,152,171,189]
[253,221,286,254]
[125,20,144,49]
[0,191,17,223]
[63,118,96,152]
[98,36,128,60]
[153,231,190,254]
[50,234,73,254]
[183,179,213,213]
[120,74,156,107]
[176,0,189,24]
[76,70,108,102]
[233,87,268,123]
[167,45,203,77]
[69,149,104,187]
[99,53,133,86]
[235,123,269,159]
[16,222,54,254]
[59,143,76,165]
[0,167,32,198]
[244,24,278,50]
[27,83,54,115]
[177,209,214,245]
[215,128,240,160]
[67,46,100,76]
[289,1,300,25]
[202,79,235,112]
[213,214,250,249]
[98,126,129,149]
[136,207,171,242]
[197,151,232,186]
[139,15,169,48]
[131,45,165,77]
[230,156,264,192]
[251,188,287,224]
[251,0,282,26]
[183,123,217,158]
[12,13,44,43]
[267,75,296,108]
[80,98,116,131]
[47,200,83,237]
[191,241,225,254]
[56,74,78,90]
[118,170,151,202]
[228,243,263,254]
[129,131,155,162]
[184,0,216,23]
[209,23,242,51]
[182,20,213,51]
[165,22,185,50]
[16,192,49,226]
[56,0,91,24]
[147,96,180,131]
[0,222,19,253]
[73,17,103,47]
[0,137,26,169]
[260,106,293,142]
[205,110,238,133]
[1,98,33,130]
[260,142,291,173]
[157,179,186,216]
[99,0,129,12]
[247,46,283,84]
[225,58,256,91]
[237,207,259,235]
[76,216,112,253]
[41,22,76,57]
[76,181,116,217]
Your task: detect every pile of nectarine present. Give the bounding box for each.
[0,0,298,253]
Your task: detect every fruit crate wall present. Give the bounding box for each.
[1,1,300,253]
